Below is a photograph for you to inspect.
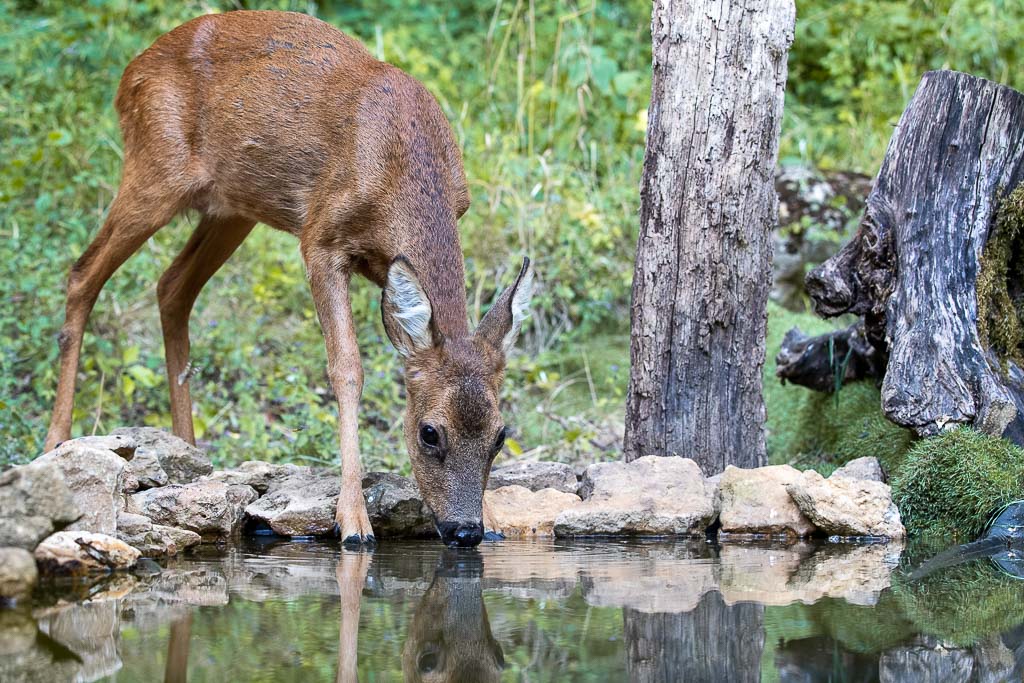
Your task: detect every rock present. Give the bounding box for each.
[0,461,80,550]
[363,472,436,538]
[0,609,83,682]
[553,456,717,536]
[111,426,212,484]
[0,547,38,602]
[208,460,309,494]
[123,448,168,492]
[718,464,816,538]
[786,470,905,538]
[485,486,583,537]
[879,636,974,683]
[59,433,138,458]
[244,470,339,537]
[488,460,579,494]
[831,456,885,483]
[34,531,140,575]
[131,480,257,541]
[34,442,126,535]
[115,512,200,557]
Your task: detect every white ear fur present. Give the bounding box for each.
[383,260,433,357]
[502,262,534,353]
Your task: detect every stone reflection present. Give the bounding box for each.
[401,550,505,683]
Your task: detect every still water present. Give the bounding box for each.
[3,537,1023,682]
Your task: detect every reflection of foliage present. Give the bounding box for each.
[893,559,1024,647]
[764,303,914,472]
[892,428,1024,541]
[812,595,916,655]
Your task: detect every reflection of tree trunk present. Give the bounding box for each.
[624,0,795,472]
[624,591,765,683]
[164,613,192,683]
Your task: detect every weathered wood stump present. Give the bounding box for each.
[803,70,1024,441]
[775,321,884,393]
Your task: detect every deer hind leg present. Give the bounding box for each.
[44,181,184,451]
[157,214,255,444]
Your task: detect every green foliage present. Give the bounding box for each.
[763,303,915,473]
[784,0,1024,172]
[891,427,1024,541]
[977,184,1024,366]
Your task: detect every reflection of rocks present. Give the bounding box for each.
[0,461,79,549]
[787,542,903,606]
[718,543,816,606]
[0,547,38,602]
[487,460,579,494]
[554,456,716,536]
[36,599,122,681]
[34,442,125,535]
[484,486,582,537]
[583,543,717,613]
[115,512,200,557]
[132,480,257,541]
[787,470,905,538]
[34,531,140,575]
[0,609,82,683]
[719,465,815,538]
[112,426,212,484]
[879,636,974,683]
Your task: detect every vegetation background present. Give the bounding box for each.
[2,0,1023,473]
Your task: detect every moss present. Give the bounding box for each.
[764,302,915,473]
[891,427,1024,541]
[977,184,1024,367]
[892,560,1024,646]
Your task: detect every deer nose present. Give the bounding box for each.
[438,521,484,548]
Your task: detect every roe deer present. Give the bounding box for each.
[44,10,533,548]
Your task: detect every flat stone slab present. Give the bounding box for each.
[719,464,816,538]
[487,460,579,494]
[485,486,582,537]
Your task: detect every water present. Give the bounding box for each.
[4,537,1024,682]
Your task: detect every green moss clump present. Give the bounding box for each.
[977,184,1024,366]
[892,560,1024,646]
[891,428,1024,541]
[764,302,915,473]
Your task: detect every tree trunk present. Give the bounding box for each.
[624,0,795,471]
[805,71,1024,441]
[624,592,765,683]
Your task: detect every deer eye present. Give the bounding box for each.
[494,427,507,452]
[419,424,440,449]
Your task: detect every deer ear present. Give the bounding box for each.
[476,257,534,355]
[382,257,436,358]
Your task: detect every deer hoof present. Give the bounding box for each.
[334,523,376,546]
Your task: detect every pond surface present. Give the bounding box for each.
[4,537,1024,682]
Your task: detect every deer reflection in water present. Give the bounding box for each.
[334,548,504,683]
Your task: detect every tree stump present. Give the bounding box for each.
[775,321,884,393]
[804,70,1024,441]
[624,0,795,471]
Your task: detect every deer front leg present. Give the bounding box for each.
[302,246,375,545]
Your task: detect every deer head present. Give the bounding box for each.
[382,257,533,547]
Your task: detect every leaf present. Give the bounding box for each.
[505,438,523,456]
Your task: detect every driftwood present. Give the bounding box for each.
[775,321,884,392]
[803,70,1024,441]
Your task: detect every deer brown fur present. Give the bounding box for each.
[45,10,532,547]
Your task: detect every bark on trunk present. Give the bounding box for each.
[775,321,885,393]
[624,0,795,472]
[805,70,1024,441]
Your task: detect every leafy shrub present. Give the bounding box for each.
[892,427,1024,541]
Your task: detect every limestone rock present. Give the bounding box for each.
[60,433,137,458]
[0,547,38,602]
[244,470,339,537]
[34,442,126,535]
[554,456,716,536]
[831,456,885,483]
[362,472,436,538]
[116,512,201,557]
[786,470,905,538]
[719,465,816,538]
[0,461,79,549]
[208,460,310,494]
[112,427,212,484]
[34,531,140,574]
[485,486,582,537]
[123,448,168,492]
[488,460,579,494]
[131,480,257,541]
